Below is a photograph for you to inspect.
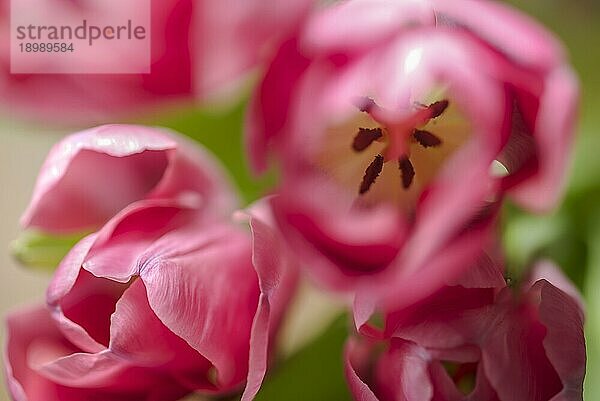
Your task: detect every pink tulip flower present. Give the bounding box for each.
[345,262,586,401]
[247,0,578,306]
[6,200,298,401]
[20,124,237,234]
[13,124,297,400]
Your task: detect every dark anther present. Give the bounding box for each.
[359,155,384,194]
[413,129,442,148]
[357,97,376,113]
[398,156,415,189]
[352,128,383,152]
[428,100,449,119]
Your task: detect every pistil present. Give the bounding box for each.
[351,98,450,195]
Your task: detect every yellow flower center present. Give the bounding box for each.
[315,95,472,211]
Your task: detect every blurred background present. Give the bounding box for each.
[1,0,599,400]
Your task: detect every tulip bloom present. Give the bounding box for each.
[20,124,237,234]
[6,200,298,401]
[345,262,586,401]
[11,124,298,400]
[247,0,578,307]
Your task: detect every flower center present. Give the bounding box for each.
[353,97,450,195]
[315,94,471,210]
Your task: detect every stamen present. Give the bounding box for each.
[428,100,449,119]
[352,128,383,152]
[398,156,415,189]
[413,129,442,148]
[359,155,384,194]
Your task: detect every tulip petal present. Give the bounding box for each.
[356,204,498,329]
[237,200,299,401]
[303,0,435,55]
[246,39,310,173]
[508,67,579,211]
[21,125,238,233]
[46,234,109,353]
[47,200,199,351]
[21,125,174,233]
[5,305,75,401]
[35,350,129,388]
[109,279,215,390]
[270,177,408,291]
[140,223,260,390]
[482,287,563,401]
[482,266,585,401]
[344,338,383,401]
[384,284,496,348]
[0,0,194,124]
[431,0,564,71]
[445,253,505,289]
[534,271,586,400]
[375,339,434,401]
[194,0,311,99]
[5,305,189,401]
[83,198,199,282]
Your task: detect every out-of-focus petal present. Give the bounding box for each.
[21,125,174,233]
[194,0,312,99]
[5,305,72,401]
[270,177,407,291]
[0,0,194,124]
[303,0,435,55]
[347,260,584,401]
[21,125,237,234]
[354,207,498,331]
[246,38,310,173]
[431,0,564,71]
[508,67,579,211]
